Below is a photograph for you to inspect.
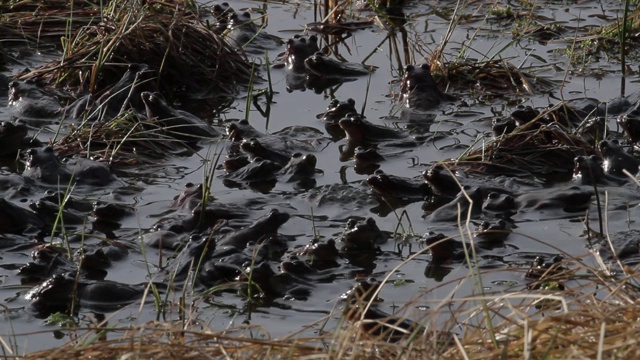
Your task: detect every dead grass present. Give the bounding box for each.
[440,104,596,179]
[6,0,252,110]
[437,59,557,97]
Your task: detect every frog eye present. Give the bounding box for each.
[365,218,376,226]
[239,119,249,125]
[347,98,355,106]
[420,63,430,71]
[309,35,318,43]
[330,99,340,107]
[405,64,414,72]
[487,192,499,199]
[291,152,303,159]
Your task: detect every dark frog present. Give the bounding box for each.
[339,114,408,145]
[22,147,116,186]
[240,137,290,166]
[7,80,62,121]
[224,11,282,53]
[341,217,386,270]
[474,219,512,242]
[141,91,219,141]
[573,155,625,186]
[224,157,282,192]
[401,64,455,111]
[304,52,373,78]
[366,170,430,202]
[318,98,358,139]
[22,147,71,185]
[599,139,640,177]
[342,217,387,252]
[217,209,291,250]
[0,121,35,157]
[282,34,320,72]
[0,198,44,234]
[25,273,147,318]
[277,152,318,183]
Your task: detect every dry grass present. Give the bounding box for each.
[440,105,596,179]
[6,0,253,110]
[53,110,201,165]
[437,59,557,96]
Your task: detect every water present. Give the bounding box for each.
[0,0,637,353]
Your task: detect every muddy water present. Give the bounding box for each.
[0,0,638,353]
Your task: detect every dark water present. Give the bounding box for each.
[0,0,638,353]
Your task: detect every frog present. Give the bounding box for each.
[171,182,205,210]
[26,273,148,318]
[426,185,485,222]
[338,114,409,145]
[515,185,593,213]
[216,209,290,250]
[291,238,341,271]
[400,63,455,111]
[7,79,62,121]
[69,63,153,122]
[0,121,38,157]
[224,11,282,53]
[474,219,512,242]
[28,199,86,225]
[238,261,313,300]
[339,217,385,270]
[141,91,219,141]
[599,139,640,177]
[304,52,373,77]
[223,157,282,192]
[366,169,431,203]
[281,34,320,72]
[22,147,116,187]
[0,197,44,234]
[239,137,291,166]
[482,192,517,218]
[317,98,358,140]
[277,152,318,183]
[573,154,626,186]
